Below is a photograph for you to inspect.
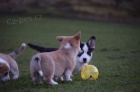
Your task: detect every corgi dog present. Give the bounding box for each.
[0,43,26,81]
[30,32,81,85]
[28,36,96,74]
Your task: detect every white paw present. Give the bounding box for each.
[39,70,43,77]
[12,75,19,80]
[60,76,64,81]
[1,75,10,81]
[50,79,58,85]
[65,78,72,82]
[67,78,72,81]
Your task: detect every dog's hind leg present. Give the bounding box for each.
[32,71,43,84]
[41,60,58,85]
[43,71,58,85]
[10,68,19,80]
[30,65,42,85]
[10,60,19,80]
[43,77,58,85]
[30,66,43,84]
[30,56,43,84]
[1,73,10,81]
[64,69,72,81]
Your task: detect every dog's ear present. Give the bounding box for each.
[74,31,81,40]
[56,36,65,42]
[87,36,96,49]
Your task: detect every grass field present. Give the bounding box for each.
[0,14,140,92]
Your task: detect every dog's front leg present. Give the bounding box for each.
[1,73,10,81]
[64,69,72,81]
[10,68,19,80]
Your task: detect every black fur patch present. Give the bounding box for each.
[86,43,94,56]
[78,43,85,57]
[90,36,96,40]
[80,43,84,50]
[28,43,58,52]
[78,50,84,57]
[35,57,39,63]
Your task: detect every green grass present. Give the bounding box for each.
[0,15,140,92]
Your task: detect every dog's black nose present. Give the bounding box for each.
[83,58,87,63]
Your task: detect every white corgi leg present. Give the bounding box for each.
[60,76,64,81]
[44,77,58,85]
[54,76,64,81]
[13,75,19,80]
[64,69,72,81]
[50,79,58,85]
[39,70,43,77]
[10,68,19,80]
[32,72,43,84]
[1,74,10,81]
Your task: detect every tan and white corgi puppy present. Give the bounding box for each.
[30,32,81,85]
[0,43,26,81]
[28,36,96,74]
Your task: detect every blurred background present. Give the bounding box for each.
[0,1,140,92]
[0,0,140,22]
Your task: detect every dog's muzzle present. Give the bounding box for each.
[83,58,87,63]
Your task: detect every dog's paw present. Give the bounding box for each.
[12,75,19,80]
[68,78,72,81]
[39,70,43,77]
[60,76,64,81]
[65,78,72,82]
[51,82,58,85]
[1,77,10,81]
[50,79,58,85]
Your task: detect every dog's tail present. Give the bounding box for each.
[28,43,58,52]
[33,56,43,77]
[8,43,26,59]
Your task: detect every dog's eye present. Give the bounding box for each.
[78,50,84,57]
[4,72,8,76]
[87,51,91,56]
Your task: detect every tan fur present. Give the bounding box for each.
[0,61,9,74]
[30,32,81,85]
[0,43,26,81]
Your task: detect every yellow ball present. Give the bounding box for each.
[81,65,99,80]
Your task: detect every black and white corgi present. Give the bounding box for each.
[28,36,96,74]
